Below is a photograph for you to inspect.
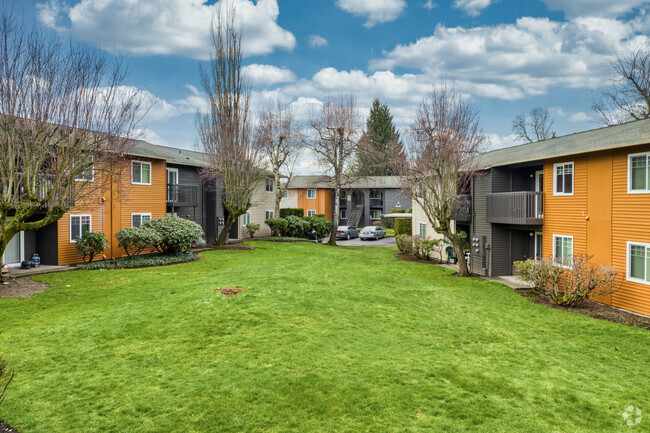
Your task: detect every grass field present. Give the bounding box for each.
[0,242,648,432]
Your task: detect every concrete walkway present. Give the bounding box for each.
[5,265,73,279]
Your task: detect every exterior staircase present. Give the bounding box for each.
[347,205,364,228]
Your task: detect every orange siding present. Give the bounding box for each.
[297,188,332,219]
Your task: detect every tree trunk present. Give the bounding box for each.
[447,231,470,276]
[328,186,340,245]
[217,215,235,246]
[273,170,282,236]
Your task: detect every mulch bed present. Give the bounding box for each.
[213,245,255,251]
[394,251,445,265]
[215,287,245,297]
[0,420,18,433]
[0,278,50,298]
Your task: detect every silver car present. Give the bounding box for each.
[336,225,359,240]
[359,226,386,240]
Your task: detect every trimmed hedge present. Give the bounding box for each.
[394,218,412,236]
[79,252,197,270]
[391,208,405,214]
[280,208,304,218]
[115,226,162,257]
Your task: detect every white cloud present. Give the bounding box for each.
[452,0,492,17]
[308,35,329,48]
[132,128,172,146]
[487,133,520,150]
[36,0,296,60]
[336,0,407,28]
[568,111,592,122]
[243,64,296,86]
[370,16,647,100]
[423,1,437,10]
[541,0,650,18]
[174,85,209,114]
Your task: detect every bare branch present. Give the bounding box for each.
[512,107,555,143]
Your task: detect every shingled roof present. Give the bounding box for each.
[477,118,650,169]
[289,175,403,189]
[128,140,207,167]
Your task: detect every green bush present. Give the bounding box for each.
[394,218,412,236]
[283,215,309,238]
[75,231,109,263]
[391,208,405,214]
[79,252,196,270]
[142,216,204,254]
[280,208,304,218]
[307,216,332,241]
[395,234,413,254]
[412,235,436,260]
[381,215,395,228]
[265,218,288,236]
[115,226,162,258]
[314,213,326,219]
[245,223,260,238]
[372,221,382,227]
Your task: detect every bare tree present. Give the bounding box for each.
[403,86,487,276]
[512,107,556,143]
[593,46,650,125]
[308,95,362,246]
[197,3,264,246]
[255,101,302,229]
[0,9,143,272]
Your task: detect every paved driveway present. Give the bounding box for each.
[324,236,397,247]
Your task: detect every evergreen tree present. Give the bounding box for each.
[354,99,404,176]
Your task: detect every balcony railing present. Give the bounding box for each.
[370,198,383,207]
[167,184,198,207]
[452,195,472,222]
[486,191,543,225]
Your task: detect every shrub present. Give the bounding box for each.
[381,215,395,228]
[0,356,14,407]
[307,216,332,242]
[280,208,304,218]
[314,213,326,219]
[115,226,162,258]
[391,208,405,214]
[283,215,310,238]
[79,252,196,270]
[245,223,260,238]
[396,234,414,255]
[75,231,109,263]
[142,216,204,254]
[513,255,619,307]
[372,220,382,226]
[394,218,412,236]
[412,235,436,260]
[265,218,288,237]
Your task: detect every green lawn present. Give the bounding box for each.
[0,242,648,432]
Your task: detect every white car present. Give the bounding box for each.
[359,226,386,240]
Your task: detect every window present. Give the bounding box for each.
[553,162,573,195]
[265,210,274,220]
[627,242,650,284]
[282,189,288,199]
[70,215,92,242]
[628,152,650,193]
[75,156,94,182]
[242,212,251,226]
[369,190,381,199]
[370,209,381,219]
[553,235,573,267]
[419,222,427,238]
[132,161,151,185]
[132,213,151,227]
[307,189,316,199]
[266,178,274,193]
[167,168,179,202]
[307,210,316,217]
[340,209,347,220]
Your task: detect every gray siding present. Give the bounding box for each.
[491,168,511,193]
[490,225,512,276]
[35,223,58,265]
[470,172,491,276]
[167,164,204,229]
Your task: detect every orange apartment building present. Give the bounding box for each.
[469,118,650,316]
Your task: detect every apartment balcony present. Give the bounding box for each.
[369,198,383,207]
[486,191,543,225]
[167,184,198,207]
[452,195,472,222]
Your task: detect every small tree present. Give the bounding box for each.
[0,356,13,407]
[512,107,556,143]
[245,223,260,238]
[403,85,486,276]
[75,232,109,263]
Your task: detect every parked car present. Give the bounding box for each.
[336,226,359,240]
[359,226,386,240]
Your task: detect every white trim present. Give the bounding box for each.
[307,189,316,199]
[70,214,92,243]
[552,234,573,268]
[75,155,95,182]
[307,210,316,217]
[553,162,574,196]
[418,221,427,238]
[534,231,543,261]
[627,152,650,194]
[242,211,251,226]
[132,160,152,185]
[265,210,274,220]
[370,209,381,220]
[166,167,179,184]
[131,213,152,227]
[2,231,24,267]
[626,241,650,285]
[265,178,274,193]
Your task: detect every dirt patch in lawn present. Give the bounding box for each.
[216,287,245,297]
[0,278,50,298]
[0,420,19,433]
[214,244,255,251]
[515,287,650,330]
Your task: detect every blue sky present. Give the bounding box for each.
[11,0,650,170]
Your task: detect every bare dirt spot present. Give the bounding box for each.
[215,287,245,297]
[0,420,19,433]
[0,278,50,298]
[214,244,254,251]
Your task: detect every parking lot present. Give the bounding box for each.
[324,236,397,247]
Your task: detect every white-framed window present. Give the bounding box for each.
[553,162,574,196]
[370,209,381,219]
[70,214,92,243]
[419,222,427,238]
[75,156,94,182]
[132,213,152,228]
[369,190,381,199]
[307,210,316,217]
[552,234,573,268]
[307,189,316,199]
[266,178,274,193]
[265,210,274,220]
[132,160,152,185]
[340,209,347,220]
[627,242,650,284]
[628,152,650,193]
[282,189,288,199]
[242,212,251,226]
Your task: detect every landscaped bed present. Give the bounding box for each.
[0,242,648,432]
